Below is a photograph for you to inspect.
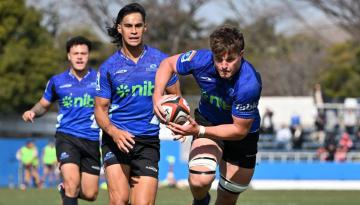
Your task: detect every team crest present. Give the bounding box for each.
[180,50,196,62]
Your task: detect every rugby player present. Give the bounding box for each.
[23,36,100,205]
[153,25,262,205]
[94,3,180,205]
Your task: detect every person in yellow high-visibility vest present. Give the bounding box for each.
[41,140,58,187]
[16,140,41,189]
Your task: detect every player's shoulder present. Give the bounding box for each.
[99,51,123,71]
[145,45,168,59]
[49,69,69,82]
[235,59,262,94]
[240,59,262,84]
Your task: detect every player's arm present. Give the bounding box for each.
[199,116,253,140]
[94,97,135,153]
[153,54,181,122]
[165,78,181,95]
[168,115,253,141]
[22,98,51,123]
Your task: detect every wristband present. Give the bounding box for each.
[198,125,206,137]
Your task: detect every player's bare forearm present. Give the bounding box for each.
[154,55,180,97]
[30,102,48,117]
[94,97,117,137]
[201,117,253,140]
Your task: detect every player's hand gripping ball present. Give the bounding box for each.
[161,96,190,125]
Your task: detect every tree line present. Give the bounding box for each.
[1,0,360,113]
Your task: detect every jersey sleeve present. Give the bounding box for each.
[96,64,111,99]
[166,74,178,87]
[232,82,261,119]
[176,49,212,75]
[43,77,56,102]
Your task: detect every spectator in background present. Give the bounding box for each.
[325,143,336,162]
[313,111,326,145]
[16,140,41,189]
[316,146,328,162]
[261,108,274,134]
[42,140,58,187]
[290,112,300,136]
[339,132,353,151]
[313,83,324,112]
[335,145,348,162]
[275,124,292,150]
[343,108,357,136]
[292,124,304,149]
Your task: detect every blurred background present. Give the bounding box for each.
[1,0,360,192]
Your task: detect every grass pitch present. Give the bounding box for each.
[0,188,359,205]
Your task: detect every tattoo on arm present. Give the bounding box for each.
[30,102,48,117]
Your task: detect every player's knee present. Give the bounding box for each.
[81,189,98,201]
[189,170,217,188]
[218,175,249,195]
[63,182,80,197]
[188,156,217,188]
[109,192,128,205]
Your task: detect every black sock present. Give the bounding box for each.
[193,193,210,205]
[63,195,78,205]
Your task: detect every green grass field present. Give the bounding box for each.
[0,188,358,205]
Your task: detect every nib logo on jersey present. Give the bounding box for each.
[62,93,94,108]
[116,80,154,98]
[201,90,231,110]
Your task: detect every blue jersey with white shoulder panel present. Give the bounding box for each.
[43,68,99,141]
[96,45,178,138]
[176,49,261,133]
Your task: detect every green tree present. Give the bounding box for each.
[0,0,62,113]
[320,41,360,98]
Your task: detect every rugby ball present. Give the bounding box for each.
[161,96,190,125]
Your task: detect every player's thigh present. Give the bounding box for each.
[189,137,222,163]
[130,176,158,205]
[80,172,99,195]
[61,163,81,186]
[105,164,131,200]
[189,137,222,172]
[219,160,254,185]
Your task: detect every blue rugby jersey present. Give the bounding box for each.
[96,45,178,138]
[176,49,262,133]
[43,68,100,141]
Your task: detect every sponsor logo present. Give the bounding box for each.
[145,166,158,173]
[200,76,213,82]
[146,64,157,72]
[115,69,128,74]
[180,50,196,62]
[60,152,69,160]
[116,80,154,98]
[96,72,100,91]
[245,154,257,158]
[103,152,115,161]
[91,165,100,170]
[235,102,258,111]
[61,93,94,108]
[87,82,97,88]
[59,84,72,89]
[201,90,231,110]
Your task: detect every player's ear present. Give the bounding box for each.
[239,50,244,57]
[67,53,71,61]
[144,23,147,32]
[117,24,122,34]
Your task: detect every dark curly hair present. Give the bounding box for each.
[66,36,92,53]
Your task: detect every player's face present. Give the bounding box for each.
[213,51,243,79]
[67,44,89,72]
[117,12,146,47]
